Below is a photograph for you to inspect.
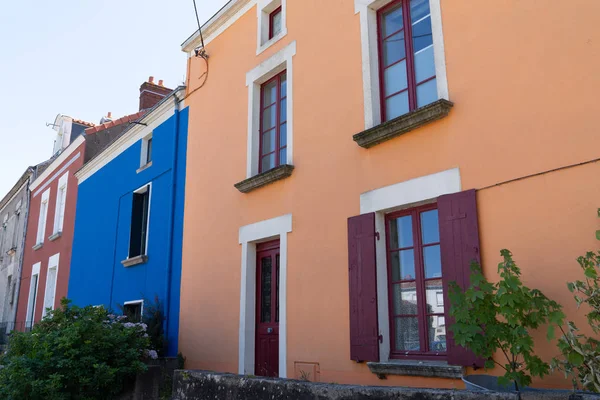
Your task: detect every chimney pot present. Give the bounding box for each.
[107,111,112,119]
[158,79,164,86]
[149,76,154,84]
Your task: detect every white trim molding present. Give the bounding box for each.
[256,0,287,55]
[246,41,296,178]
[238,214,292,378]
[359,168,461,361]
[30,135,85,193]
[354,0,449,130]
[36,188,51,246]
[52,172,69,234]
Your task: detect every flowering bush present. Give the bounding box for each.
[0,299,157,399]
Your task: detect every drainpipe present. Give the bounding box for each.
[163,89,183,355]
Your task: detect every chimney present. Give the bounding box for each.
[139,76,172,111]
[107,111,112,119]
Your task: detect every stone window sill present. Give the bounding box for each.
[121,255,148,267]
[234,164,294,193]
[257,30,287,55]
[353,99,454,148]
[32,243,43,251]
[137,161,153,174]
[48,232,62,242]
[367,360,463,380]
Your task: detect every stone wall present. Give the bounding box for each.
[171,370,600,400]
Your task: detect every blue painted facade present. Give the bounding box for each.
[68,99,188,356]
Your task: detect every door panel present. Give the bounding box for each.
[255,243,280,377]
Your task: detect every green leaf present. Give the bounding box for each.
[568,351,584,366]
[585,267,598,279]
[596,230,600,241]
[484,359,495,369]
[547,325,555,341]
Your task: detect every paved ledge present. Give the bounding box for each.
[234,164,294,193]
[48,232,62,242]
[121,255,148,267]
[32,243,43,251]
[136,161,153,174]
[353,99,454,148]
[367,360,463,379]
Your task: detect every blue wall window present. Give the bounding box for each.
[129,185,150,258]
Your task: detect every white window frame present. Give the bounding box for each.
[123,299,144,322]
[128,183,152,259]
[2,213,7,229]
[246,41,296,178]
[15,199,22,216]
[26,262,41,329]
[354,0,449,130]
[256,0,288,55]
[52,172,69,235]
[359,168,461,362]
[139,133,153,170]
[36,189,50,245]
[42,253,60,318]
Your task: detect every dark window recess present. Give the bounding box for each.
[129,187,150,258]
[347,213,380,362]
[378,0,437,122]
[438,189,485,368]
[146,138,153,164]
[259,71,288,173]
[123,303,142,323]
[269,6,282,39]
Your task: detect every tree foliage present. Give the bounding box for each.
[449,250,564,390]
[0,299,154,400]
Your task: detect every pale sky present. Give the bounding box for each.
[0,0,227,197]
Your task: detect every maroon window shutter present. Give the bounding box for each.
[347,213,379,362]
[438,189,484,368]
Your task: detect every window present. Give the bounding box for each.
[386,204,446,357]
[129,185,150,258]
[42,254,59,318]
[36,189,50,245]
[123,301,143,323]
[26,263,41,330]
[2,214,7,229]
[259,71,288,173]
[269,7,282,39]
[140,134,153,168]
[378,0,437,121]
[53,173,68,234]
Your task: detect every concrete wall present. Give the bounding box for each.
[68,107,189,356]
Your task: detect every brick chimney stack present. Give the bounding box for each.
[139,76,173,111]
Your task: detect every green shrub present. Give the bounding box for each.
[449,249,564,390]
[0,299,155,400]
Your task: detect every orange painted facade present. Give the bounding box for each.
[179,0,600,389]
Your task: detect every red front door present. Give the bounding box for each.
[255,241,280,377]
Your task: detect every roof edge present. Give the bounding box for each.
[0,167,34,211]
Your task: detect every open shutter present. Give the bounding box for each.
[347,213,379,362]
[438,189,484,368]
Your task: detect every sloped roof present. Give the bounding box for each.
[84,110,146,135]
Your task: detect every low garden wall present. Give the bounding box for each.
[171,370,600,400]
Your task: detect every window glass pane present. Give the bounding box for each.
[146,138,153,163]
[412,15,433,53]
[394,317,420,351]
[414,45,435,83]
[262,104,277,130]
[392,282,418,315]
[410,0,431,25]
[383,31,406,67]
[271,10,282,37]
[261,130,276,155]
[423,245,442,279]
[420,210,439,244]
[280,98,287,122]
[384,59,408,96]
[261,154,275,172]
[391,249,415,281]
[279,148,287,165]
[262,81,277,106]
[425,279,444,312]
[280,73,287,97]
[390,215,413,249]
[416,78,437,108]
[279,123,287,147]
[428,315,447,352]
[382,4,403,38]
[385,91,409,120]
[260,256,272,323]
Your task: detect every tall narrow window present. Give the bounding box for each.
[129,185,150,258]
[378,0,437,121]
[146,137,153,163]
[36,189,50,245]
[259,71,287,173]
[42,254,59,317]
[123,301,143,322]
[386,204,446,358]
[269,6,282,39]
[26,265,40,331]
[53,173,68,234]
